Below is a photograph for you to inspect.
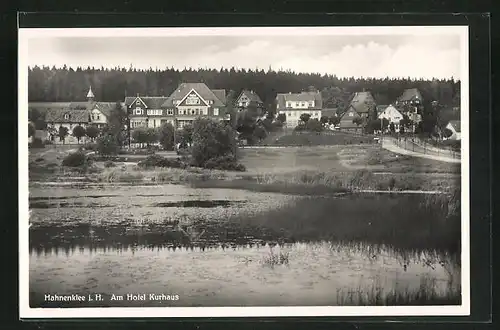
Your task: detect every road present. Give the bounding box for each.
[382,137,461,164]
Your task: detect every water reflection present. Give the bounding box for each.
[28,186,461,307]
[29,219,290,252]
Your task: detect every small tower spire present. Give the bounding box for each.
[87,86,95,102]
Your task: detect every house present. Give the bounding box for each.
[125,82,229,130]
[236,90,264,110]
[346,91,376,119]
[335,91,377,134]
[338,106,364,134]
[45,108,91,143]
[445,120,461,140]
[30,86,126,144]
[378,105,403,131]
[396,88,423,106]
[275,91,323,128]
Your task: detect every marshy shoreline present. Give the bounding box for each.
[28,145,462,307]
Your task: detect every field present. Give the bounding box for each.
[261,131,376,146]
[239,144,460,174]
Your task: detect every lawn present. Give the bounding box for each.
[239,144,460,174]
[28,144,461,195]
[263,131,376,146]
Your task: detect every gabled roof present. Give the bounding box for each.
[398,88,423,102]
[376,105,389,114]
[448,120,461,133]
[45,108,90,124]
[69,102,91,110]
[162,83,226,108]
[276,91,323,109]
[212,89,227,105]
[348,91,376,113]
[124,96,169,109]
[238,89,263,104]
[378,105,402,119]
[320,108,338,118]
[90,102,122,117]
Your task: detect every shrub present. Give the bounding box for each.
[191,117,239,167]
[96,134,119,156]
[203,155,246,171]
[62,151,88,167]
[137,155,186,169]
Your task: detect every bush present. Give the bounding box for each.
[137,155,186,169]
[62,151,88,167]
[96,134,119,156]
[104,160,116,168]
[191,118,239,167]
[203,155,246,172]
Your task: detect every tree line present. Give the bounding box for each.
[28,66,460,110]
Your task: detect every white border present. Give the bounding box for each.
[19,26,470,319]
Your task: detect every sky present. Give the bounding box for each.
[25,29,463,79]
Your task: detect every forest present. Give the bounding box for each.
[28,66,461,112]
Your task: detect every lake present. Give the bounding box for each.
[28,183,461,307]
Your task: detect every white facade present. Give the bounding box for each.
[90,108,107,127]
[278,110,321,128]
[378,105,403,130]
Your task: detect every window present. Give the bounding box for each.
[286,102,291,108]
[186,94,201,105]
[135,107,143,115]
[295,102,299,107]
[167,109,174,115]
[213,108,219,116]
[348,112,354,117]
[64,114,69,120]
[301,102,305,107]
[308,101,314,107]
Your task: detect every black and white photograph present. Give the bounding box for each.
[19,25,469,318]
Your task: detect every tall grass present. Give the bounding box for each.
[191,169,457,194]
[261,247,290,268]
[336,274,461,306]
[226,190,461,255]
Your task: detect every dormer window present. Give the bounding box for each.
[64,114,70,120]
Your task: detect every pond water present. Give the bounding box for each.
[28,184,460,307]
